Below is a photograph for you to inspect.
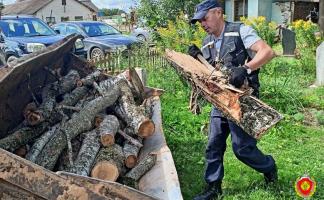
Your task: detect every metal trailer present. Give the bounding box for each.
[0,35,183,200]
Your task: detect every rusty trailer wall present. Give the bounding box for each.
[0,148,157,200]
[0,35,93,138]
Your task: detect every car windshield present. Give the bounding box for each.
[0,18,56,37]
[81,23,120,37]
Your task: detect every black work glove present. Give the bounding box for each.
[188,44,202,59]
[229,67,248,88]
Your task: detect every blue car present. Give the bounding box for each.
[0,15,86,65]
[52,21,140,59]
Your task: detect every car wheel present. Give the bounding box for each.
[136,34,146,42]
[7,55,18,66]
[90,48,104,60]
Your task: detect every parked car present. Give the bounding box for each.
[0,15,86,66]
[130,26,152,42]
[52,21,140,59]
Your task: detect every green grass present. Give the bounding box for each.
[145,50,323,199]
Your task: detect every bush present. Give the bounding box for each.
[156,13,206,52]
[240,16,277,47]
[291,19,323,51]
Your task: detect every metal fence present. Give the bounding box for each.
[89,46,169,75]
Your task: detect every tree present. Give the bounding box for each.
[320,0,324,33]
[99,8,126,16]
[136,0,201,28]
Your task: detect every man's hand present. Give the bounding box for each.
[188,44,202,59]
[229,67,248,88]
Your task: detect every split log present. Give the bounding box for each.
[143,86,164,98]
[121,153,157,188]
[25,124,59,162]
[98,115,120,146]
[91,144,125,181]
[99,76,155,138]
[165,49,283,139]
[69,130,101,176]
[126,68,145,104]
[35,84,121,170]
[189,87,202,115]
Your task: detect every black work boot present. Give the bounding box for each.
[193,181,222,200]
[264,164,278,184]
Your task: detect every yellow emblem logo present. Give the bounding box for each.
[295,175,316,198]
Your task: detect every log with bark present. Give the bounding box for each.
[68,130,101,176]
[99,76,155,138]
[165,49,283,139]
[118,130,143,148]
[123,137,143,168]
[56,134,84,171]
[25,123,60,162]
[0,120,56,152]
[91,144,125,181]
[26,70,80,126]
[120,153,157,188]
[1,64,160,193]
[35,83,121,170]
[98,115,120,146]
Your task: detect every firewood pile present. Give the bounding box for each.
[0,66,157,189]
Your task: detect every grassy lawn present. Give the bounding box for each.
[146,51,324,199]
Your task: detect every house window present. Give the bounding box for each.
[75,16,83,21]
[61,17,69,22]
[62,0,66,5]
[234,0,248,21]
[46,17,56,24]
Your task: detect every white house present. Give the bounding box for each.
[3,0,99,24]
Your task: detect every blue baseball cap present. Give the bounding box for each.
[191,0,221,24]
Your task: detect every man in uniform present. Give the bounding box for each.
[188,1,278,199]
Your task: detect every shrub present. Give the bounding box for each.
[240,16,277,47]
[291,19,323,51]
[156,13,206,52]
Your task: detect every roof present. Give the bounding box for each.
[78,0,99,12]
[2,0,52,15]
[2,0,99,15]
